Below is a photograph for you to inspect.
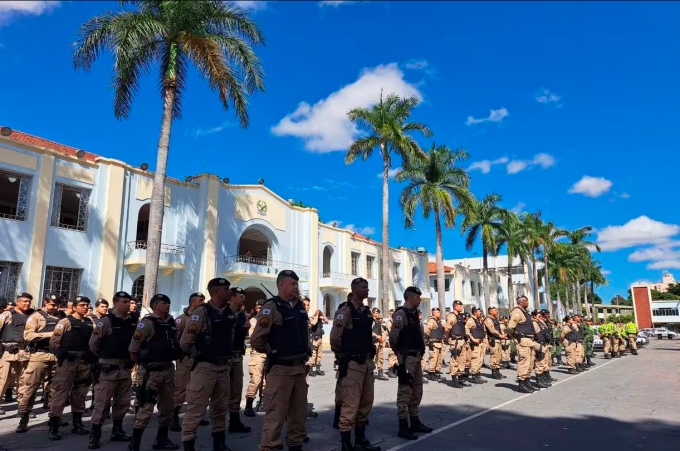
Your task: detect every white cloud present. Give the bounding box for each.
[326,220,375,236]
[601,269,612,276]
[629,243,680,263]
[271,63,422,152]
[376,168,403,179]
[465,108,509,126]
[597,216,680,251]
[468,157,509,174]
[0,1,60,26]
[568,175,613,197]
[620,192,630,199]
[647,259,680,270]
[319,1,357,7]
[511,202,526,214]
[185,121,234,138]
[535,88,563,107]
[507,153,556,175]
[232,1,268,11]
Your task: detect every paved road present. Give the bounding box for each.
[0,339,678,450]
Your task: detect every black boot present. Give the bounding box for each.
[152,426,180,450]
[355,424,380,451]
[182,439,196,451]
[535,374,550,388]
[129,427,144,451]
[450,376,464,388]
[228,411,251,433]
[469,374,484,384]
[580,363,589,371]
[4,388,13,403]
[111,418,131,441]
[340,430,355,451]
[72,412,90,435]
[632,349,638,355]
[547,371,557,382]
[541,373,552,386]
[333,403,342,429]
[88,423,102,449]
[510,353,517,364]
[375,371,388,381]
[490,369,503,380]
[463,368,471,378]
[619,351,624,358]
[211,430,226,451]
[518,379,532,393]
[16,411,30,433]
[170,406,182,432]
[48,416,62,440]
[397,418,417,440]
[410,416,433,433]
[316,366,326,376]
[587,357,595,367]
[568,367,578,374]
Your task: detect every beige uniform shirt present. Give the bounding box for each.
[388,307,418,351]
[329,299,368,352]
[508,306,531,332]
[129,312,177,358]
[484,317,503,339]
[179,300,232,354]
[24,309,62,362]
[423,316,442,341]
[90,310,134,363]
[560,324,574,341]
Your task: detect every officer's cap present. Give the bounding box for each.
[416,309,422,314]
[189,292,205,300]
[276,270,299,282]
[207,278,230,289]
[453,300,463,306]
[150,293,171,303]
[256,299,266,306]
[501,316,509,320]
[299,294,309,301]
[45,293,59,302]
[16,292,33,301]
[114,291,133,300]
[471,307,481,314]
[540,309,550,315]
[75,296,91,305]
[431,307,440,312]
[230,287,245,296]
[372,307,381,313]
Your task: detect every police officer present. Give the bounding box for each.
[561,316,579,374]
[89,291,137,448]
[389,287,433,441]
[179,278,235,451]
[540,310,557,382]
[333,293,353,430]
[171,292,206,431]
[370,308,388,381]
[423,308,445,381]
[17,294,65,432]
[227,286,252,433]
[444,300,470,388]
[250,270,310,451]
[464,308,487,384]
[127,293,181,451]
[530,310,551,388]
[307,295,328,377]
[0,292,34,415]
[244,300,267,417]
[48,296,95,440]
[383,309,398,378]
[499,316,512,369]
[483,307,506,380]
[506,296,539,394]
[572,314,588,371]
[330,277,381,451]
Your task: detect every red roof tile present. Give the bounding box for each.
[1,127,99,163]
[429,262,453,274]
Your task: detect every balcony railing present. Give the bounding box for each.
[319,271,353,288]
[127,240,185,255]
[224,255,309,277]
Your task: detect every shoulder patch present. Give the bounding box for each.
[0,312,9,321]
[175,318,182,324]
[258,317,270,328]
[97,321,104,328]
[187,324,198,334]
[261,308,271,315]
[137,322,145,329]
[395,315,403,321]
[132,330,142,340]
[394,322,403,330]
[53,328,62,336]
[335,321,343,328]
[56,323,64,329]
[336,314,344,320]
[190,314,199,321]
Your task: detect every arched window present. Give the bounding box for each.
[323,246,333,276]
[324,293,334,318]
[135,204,150,248]
[237,228,272,265]
[411,266,419,286]
[131,276,144,301]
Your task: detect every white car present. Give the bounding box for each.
[637,332,650,346]
[653,328,677,339]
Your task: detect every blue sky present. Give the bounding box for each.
[1,1,679,303]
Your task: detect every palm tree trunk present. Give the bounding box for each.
[522,259,530,300]
[142,84,175,308]
[506,258,513,307]
[532,257,540,310]
[556,289,562,319]
[434,212,446,313]
[543,253,553,316]
[576,282,583,315]
[482,242,491,311]
[582,283,590,318]
[380,148,390,315]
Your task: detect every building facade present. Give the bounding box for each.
[631,284,680,331]
[590,303,635,322]
[0,127,430,317]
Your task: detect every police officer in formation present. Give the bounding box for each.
[464,307,487,385]
[483,306,506,380]
[506,296,538,393]
[307,295,328,377]
[423,307,445,381]
[0,292,33,414]
[128,293,181,451]
[444,300,470,388]
[389,287,433,441]
[227,286,252,433]
[244,299,266,417]
[249,270,310,451]
[370,308,389,381]
[330,277,381,451]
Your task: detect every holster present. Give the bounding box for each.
[450,342,462,358]
[265,353,275,374]
[337,356,349,379]
[396,361,413,386]
[5,344,19,355]
[488,338,496,348]
[91,364,101,385]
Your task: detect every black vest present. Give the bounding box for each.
[1,309,33,344]
[571,324,582,341]
[141,316,181,363]
[486,317,501,337]
[577,323,586,340]
[513,307,534,336]
[98,313,137,359]
[268,297,310,357]
[61,316,94,352]
[371,320,382,336]
[233,310,247,355]
[310,318,324,338]
[427,316,445,341]
[470,318,485,339]
[536,320,550,344]
[31,310,64,352]
[395,307,425,352]
[195,303,235,361]
[565,324,577,342]
[451,313,465,338]
[340,302,374,355]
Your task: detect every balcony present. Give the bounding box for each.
[319,271,353,289]
[223,255,309,280]
[124,240,186,274]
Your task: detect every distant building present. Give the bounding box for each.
[631,283,680,332]
[590,304,634,322]
[649,271,676,292]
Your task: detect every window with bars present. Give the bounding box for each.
[432,278,452,292]
[0,169,32,221]
[324,293,334,318]
[393,262,401,281]
[478,282,482,295]
[42,266,82,301]
[131,276,144,301]
[51,183,91,231]
[366,256,375,279]
[351,252,360,276]
[470,281,476,296]
[0,261,22,301]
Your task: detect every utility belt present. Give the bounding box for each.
[404,350,422,357]
[429,339,443,344]
[450,335,465,340]
[198,356,232,366]
[29,342,51,353]
[142,362,174,372]
[2,342,28,354]
[273,357,307,367]
[347,352,375,364]
[515,333,535,339]
[100,360,135,373]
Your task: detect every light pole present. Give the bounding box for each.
[399,228,416,247]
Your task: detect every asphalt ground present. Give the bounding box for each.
[0,338,678,450]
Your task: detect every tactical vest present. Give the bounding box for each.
[535,321,550,344]
[451,312,465,338]
[574,324,584,341]
[394,307,425,352]
[427,316,444,341]
[141,316,181,363]
[625,322,638,335]
[268,297,309,357]
[310,318,324,338]
[233,310,247,355]
[31,310,63,352]
[340,302,374,355]
[371,320,382,336]
[564,325,577,342]
[61,316,94,352]
[486,317,502,338]
[1,309,33,344]
[470,318,485,339]
[98,313,137,359]
[513,307,534,337]
[195,303,235,361]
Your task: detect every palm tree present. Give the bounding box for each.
[346,91,432,314]
[493,212,529,304]
[73,0,265,306]
[461,194,507,311]
[396,144,474,313]
[519,212,544,310]
[537,221,568,316]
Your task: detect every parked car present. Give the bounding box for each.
[653,328,677,339]
[637,332,650,346]
[640,328,655,336]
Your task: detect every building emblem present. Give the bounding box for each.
[256,200,267,216]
